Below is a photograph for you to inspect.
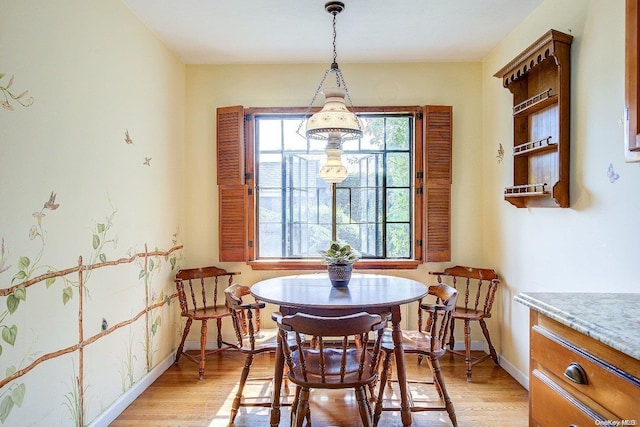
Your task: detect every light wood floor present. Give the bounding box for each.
[111,350,528,427]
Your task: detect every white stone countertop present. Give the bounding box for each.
[514,292,640,361]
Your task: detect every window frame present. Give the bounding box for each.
[216,105,452,270]
[626,0,640,161]
[252,109,416,262]
[246,106,422,270]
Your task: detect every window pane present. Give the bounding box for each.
[359,116,384,151]
[335,187,352,223]
[258,120,282,151]
[336,223,359,251]
[258,153,283,188]
[360,223,383,258]
[283,119,306,151]
[387,153,411,187]
[386,223,411,258]
[386,189,411,222]
[386,117,411,150]
[259,221,282,258]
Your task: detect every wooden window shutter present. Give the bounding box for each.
[424,105,452,262]
[217,106,248,262]
[218,186,248,262]
[217,106,245,185]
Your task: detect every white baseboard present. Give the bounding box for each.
[450,339,486,352]
[88,353,175,427]
[451,341,529,390]
[499,354,529,390]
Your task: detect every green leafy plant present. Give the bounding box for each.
[318,241,360,265]
[0,380,25,423]
[62,368,85,427]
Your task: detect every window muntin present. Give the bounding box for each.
[255,113,414,261]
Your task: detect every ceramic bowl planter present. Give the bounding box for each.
[327,263,353,288]
[319,241,360,288]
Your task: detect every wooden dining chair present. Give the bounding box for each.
[431,265,500,382]
[174,266,238,379]
[374,283,459,427]
[277,312,387,427]
[224,284,300,427]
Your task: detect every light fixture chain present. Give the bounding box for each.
[296,68,332,138]
[334,71,360,131]
[297,0,362,145]
[332,11,338,66]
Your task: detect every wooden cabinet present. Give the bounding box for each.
[495,30,573,208]
[529,311,640,426]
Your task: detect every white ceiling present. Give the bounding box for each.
[121,0,543,64]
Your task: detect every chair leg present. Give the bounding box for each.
[425,358,444,399]
[175,318,192,363]
[479,319,499,365]
[199,319,208,380]
[294,388,310,427]
[290,386,312,427]
[229,353,254,425]
[463,319,472,382]
[373,350,392,427]
[355,386,373,427]
[448,318,456,352]
[216,317,224,349]
[283,365,290,395]
[289,386,301,427]
[367,381,376,402]
[429,356,458,427]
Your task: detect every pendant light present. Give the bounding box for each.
[299,1,362,183]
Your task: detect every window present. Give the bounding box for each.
[255,112,414,260]
[216,105,452,269]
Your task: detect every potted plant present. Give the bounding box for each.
[319,241,361,288]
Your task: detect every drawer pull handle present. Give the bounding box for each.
[564,362,588,385]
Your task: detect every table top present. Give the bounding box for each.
[250,273,428,310]
[514,292,640,360]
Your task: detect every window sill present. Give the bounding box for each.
[247,259,422,270]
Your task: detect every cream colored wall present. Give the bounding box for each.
[1,0,184,424]
[482,0,638,387]
[184,62,487,328]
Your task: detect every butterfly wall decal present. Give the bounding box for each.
[607,163,619,183]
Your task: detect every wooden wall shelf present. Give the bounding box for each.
[513,89,556,116]
[504,183,549,204]
[513,137,557,157]
[495,29,573,208]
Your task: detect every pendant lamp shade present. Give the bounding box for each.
[319,141,348,183]
[306,87,363,141]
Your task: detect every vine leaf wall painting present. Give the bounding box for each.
[0,74,34,111]
[0,190,182,425]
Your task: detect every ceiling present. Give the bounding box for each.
[121,0,543,64]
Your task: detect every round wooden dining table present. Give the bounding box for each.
[251,272,428,427]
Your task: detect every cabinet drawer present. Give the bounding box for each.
[530,369,604,426]
[531,325,640,420]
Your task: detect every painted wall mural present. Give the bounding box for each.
[123,129,153,167]
[3,2,187,424]
[0,192,183,425]
[0,74,33,111]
